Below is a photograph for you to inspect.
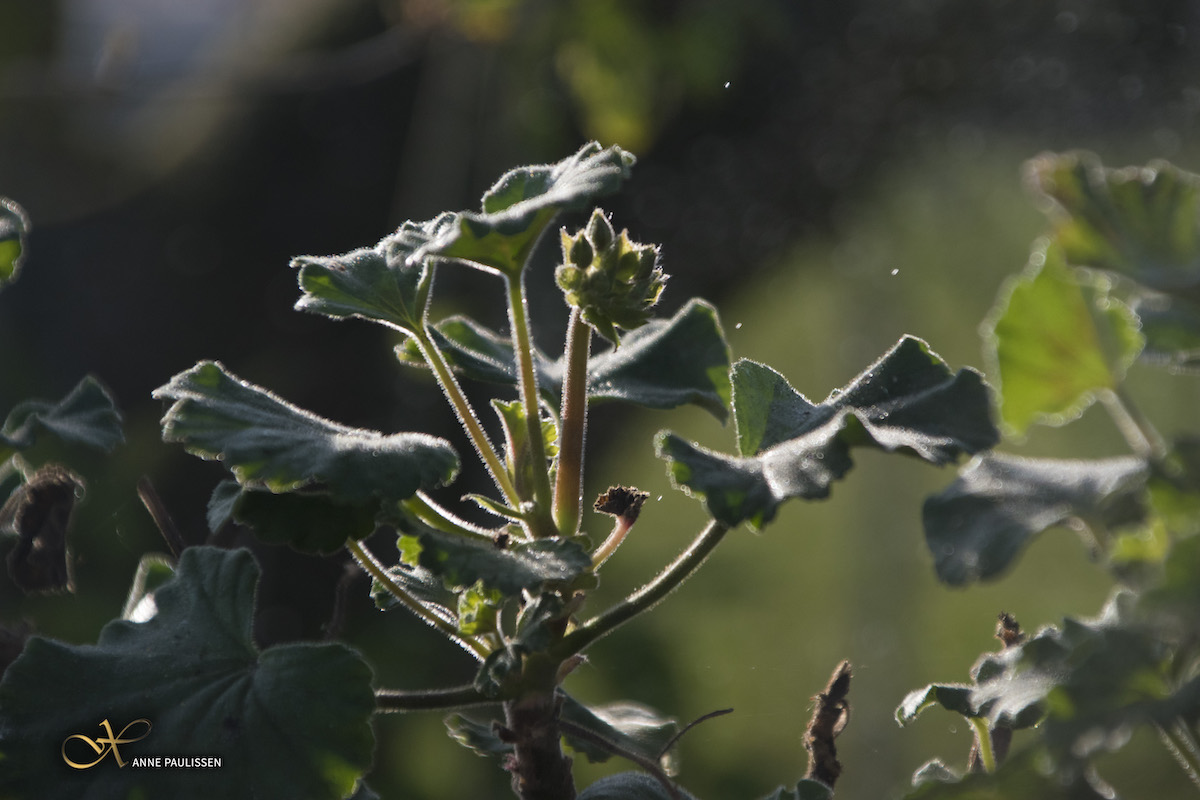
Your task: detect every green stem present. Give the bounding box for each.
[1101,386,1168,463]
[374,684,493,713]
[346,538,490,661]
[967,717,996,773]
[406,491,496,542]
[1157,722,1200,793]
[554,520,730,659]
[553,308,591,536]
[412,330,520,507]
[506,274,556,539]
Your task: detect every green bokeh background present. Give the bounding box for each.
[1,1,1198,797]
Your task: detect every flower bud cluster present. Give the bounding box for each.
[555,209,667,344]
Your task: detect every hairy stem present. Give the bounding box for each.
[1158,721,1200,793]
[553,308,591,536]
[506,274,556,539]
[967,717,996,773]
[412,330,521,507]
[555,520,730,658]
[406,491,496,541]
[346,538,490,660]
[1100,386,1168,463]
[375,684,493,713]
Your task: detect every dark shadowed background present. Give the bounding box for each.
[1,1,1198,797]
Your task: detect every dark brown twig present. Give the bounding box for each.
[136,477,186,558]
[804,660,852,788]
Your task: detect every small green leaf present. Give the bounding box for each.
[397,521,592,597]
[895,683,977,726]
[984,241,1144,435]
[0,547,375,800]
[0,197,30,289]
[292,214,455,334]
[398,299,733,421]
[1026,151,1200,303]
[155,361,458,503]
[1,376,124,458]
[444,713,512,757]
[659,337,997,528]
[923,453,1149,585]
[456,582,503,636]
[417,142,636,276]
[119,553,175,621]
[493,398,559,502]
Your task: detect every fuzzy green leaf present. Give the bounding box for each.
[985,241,1144,435]
[292,214,455,333]
[397,299,733,420]
[1,376,124,459]
[0,197,29,289]
[155,361,458,503]
[223,486,380,554]
[895,683,977,726]
[658,337,997,528]
[1131,293,1200,373]
[0,547,375,800]
[923,453,1148,586]
[417,142,635,276]
[397,521,592,597]
[1027,151,1200,303]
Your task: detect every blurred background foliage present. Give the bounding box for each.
[0,0,1198,797]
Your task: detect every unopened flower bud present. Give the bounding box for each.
[555,209,667,345]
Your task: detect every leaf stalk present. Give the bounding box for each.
[553,308,591,536]
[346,538,490,660]
[555,519,730,658]
[411,330,521,507]
[505,274,557,539]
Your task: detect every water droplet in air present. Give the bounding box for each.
[735,322,743,330]
[724,81,731,89]
[891,268,899,276]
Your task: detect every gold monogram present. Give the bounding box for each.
[61,719,152,769]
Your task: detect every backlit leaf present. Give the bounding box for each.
[292,214,456,334]
[0,197,29,289]
[396,299,732,420]
[397,520,592,597]
[984,241,1143,435]
[1,376,124,459]
[1026,151,1200,303]
[155,361,458,503]
[416,142,636,276]
[658,337,997,528]
[0,547,375,800]
[923,453,1148,585]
